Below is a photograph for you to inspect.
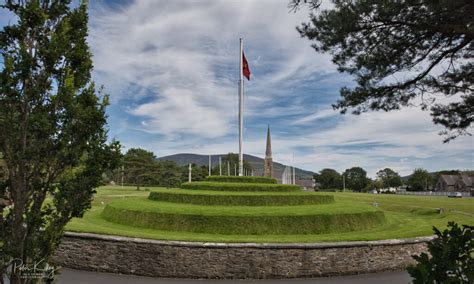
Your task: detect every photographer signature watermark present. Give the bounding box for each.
[6,258,60,280]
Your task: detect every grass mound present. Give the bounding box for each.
[102,198,386,235]
[181,181,301,192]
[204,176,277,184]
[148,189,334,206]
[66,186,474,243]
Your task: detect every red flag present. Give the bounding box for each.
[242,51,251,80]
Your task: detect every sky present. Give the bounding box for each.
[1,0,473,177]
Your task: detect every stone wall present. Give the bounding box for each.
[52,232,431,279]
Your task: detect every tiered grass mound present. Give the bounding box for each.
[148,189,334,206]
[101,176,386,236]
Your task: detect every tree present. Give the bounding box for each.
[376,168,403,188]
[313,168,342,189]
[292,0,473,142]
[343,167,369,192]
[0,1,121,283]
[363,179,384,192]
[407,222,473,283]
[123,148,158,190]
[156,160,182,188]
[222,153,253,176]
[408,168,433,191]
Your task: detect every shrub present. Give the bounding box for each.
[204,176,277,184]
[180,182,300,192]
[407,222,473,283]
[148,191,334,206]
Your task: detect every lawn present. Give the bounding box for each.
[65,186,474,243]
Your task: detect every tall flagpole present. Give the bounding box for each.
[238,38,244,176]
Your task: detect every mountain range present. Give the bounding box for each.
[157,153,315,179]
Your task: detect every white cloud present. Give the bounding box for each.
[86,0,473,177]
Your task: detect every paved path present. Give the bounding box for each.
[57,268,412,284]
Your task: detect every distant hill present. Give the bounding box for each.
[157,153,315,179]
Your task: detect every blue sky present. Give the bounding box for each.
[1,0,473,177]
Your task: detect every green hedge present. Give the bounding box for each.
[204,176,277,184]
[148,191,334,206]
[181,181,300,192]
[102,204,386,235]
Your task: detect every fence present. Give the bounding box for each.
[396,191,471,197]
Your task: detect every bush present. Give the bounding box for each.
[180,181,300,192]
[407,222,473,283]
[204,176,277,184]
[148,191,334,206]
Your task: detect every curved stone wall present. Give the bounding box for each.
[52,232,432,279]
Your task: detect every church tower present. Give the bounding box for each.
[264,125,273,177]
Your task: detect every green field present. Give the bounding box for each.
[65,186,474,243]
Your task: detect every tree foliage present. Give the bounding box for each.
[123,148,158,190]
[407,222,473,283]
[122,148,183,189]
[293,0,473,142]
[0,1,121,282]
[343,167,368,192]
[313,168,342,189]
[408,168,433,191]
[376,168,403,188]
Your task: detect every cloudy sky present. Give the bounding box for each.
[1,0,473,177]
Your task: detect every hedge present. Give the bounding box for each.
[181,181,301,192]
[102,203,386,235]
[204,176,277,184]
[148,191,334,206]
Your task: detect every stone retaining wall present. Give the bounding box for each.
[52,232,432,279]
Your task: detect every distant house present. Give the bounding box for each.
[296,179,316,191]
[435,174,474,194]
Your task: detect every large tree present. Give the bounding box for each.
[313,168,342,189]
[408,168,433,191]
[292,0,473,142]
[123,148,158,190]
[376,168,403,188]
[343,167,369,192]
[0,1,120,283]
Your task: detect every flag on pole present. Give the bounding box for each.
[242,51,251,80]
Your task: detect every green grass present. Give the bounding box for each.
[64,186,474,243]
[204,175,277,184]
[148,189,334,206]
[181,181,301,192]
[102,198,384,235]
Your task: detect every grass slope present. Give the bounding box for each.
[204,175,277,184]
[65,186,474,243]
[181,181,300,192]
[102,198,384,234]
[148,189,334,206]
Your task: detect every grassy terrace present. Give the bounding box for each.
[148,189,334,205]
[101,198,383,234]
[65,186,474,243]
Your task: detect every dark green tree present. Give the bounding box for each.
[376,168,403,188]
[123,148,158,190]
[292,0,473,142]
[408,168,433,191]
[0,1,121,282]
[343,167,369,192]
[222,153,253,176]
[313,168,342,189]
[157,160,182,188]
[408,222,473,283]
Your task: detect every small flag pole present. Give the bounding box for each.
[238,38,244,176]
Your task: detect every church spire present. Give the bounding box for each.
[264,125,273,177]
[265,125,272,157]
